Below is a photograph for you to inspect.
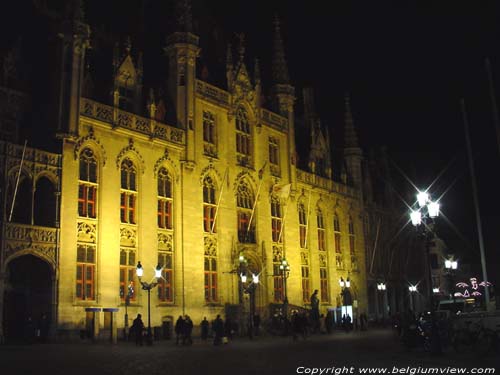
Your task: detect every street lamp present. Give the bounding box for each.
[377,282,387,324]
[408,284,417,312]
[339,277,351,317]
[409,189,442,354]
[136,261,162,346]
[238,254,259,338]
[120,281,134,340]
[279,258,290,316]
[444,257,458,306]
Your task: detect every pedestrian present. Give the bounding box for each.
[131,314,144,346]
[175,315,185,345]
[310,290,320,333]
[224,317,233,339]
[346,314,352,331]
[183,315,193,345]
[325,311,333,334]
[253,313,261,336]
[37,313,50,343]
[201,317,209,341]
[24,316,35,344]
[213,315,224,346]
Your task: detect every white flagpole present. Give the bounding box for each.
[303,189,312,249]
[277,192,291,244]
[211,168,228,234]
[246,162,266,235]
[8,140,27,222]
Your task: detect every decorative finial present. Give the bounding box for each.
[272,15,290,85]
[174,0,193,32]
[226,43,233,67]
[254,58,261,83]
[236,33,245,61]
[124,36,132,55]
[344,92,359,149]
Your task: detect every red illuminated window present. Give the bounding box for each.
[203,176,217,233]
[158,251,173,302]
[320,267,329,302]
[204,255,217,302]
[78,148,98,218]
[76,244,96,300]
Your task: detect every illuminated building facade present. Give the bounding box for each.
[0,0,378,340]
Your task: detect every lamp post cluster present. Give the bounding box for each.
[278,258,290,317]
[408,285,418,312]
[339,276,351,316]
[136,261,162,346]
[445,257,458,304]
[238,254,259,337]
[409,190,442,355]
[377,282,387,323]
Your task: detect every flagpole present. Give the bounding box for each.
[461,98,491,309]
[303,189,312,249]
[247,163,266,235]
[8,140,27,222]
[211,168,228,234]
[485,58,500,158]
[277,194,290,244]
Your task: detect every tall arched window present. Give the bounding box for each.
[237,180,255,243]
[349,216,355,255]
[120,158,137,224]
[8,174,32,224]
[271,196,282,243]
[235,107,251,165]
[34,177,56,226]
[78,148,98,218]
[334,214,342,254]
[157,168,173,229]
[203,176,217,233]
[298,202,307,248]
[317,208,325,251]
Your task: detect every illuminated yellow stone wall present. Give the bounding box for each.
[55,88,367,333]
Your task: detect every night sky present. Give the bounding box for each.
[2,1,499,286]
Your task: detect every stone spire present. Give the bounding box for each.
[174,0,193,33]
[226,43,233,88]
[236,33,245,62]
[254,58,261,84]
[344,93,359,149]
[65,0,85,22]
[272,16,290,85]
[124,36,132,55]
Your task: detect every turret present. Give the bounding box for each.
[164,0,200,166]
[343,94,363,200]
[271,16,297,186]
[56,0,90,138]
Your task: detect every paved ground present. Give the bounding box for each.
[0,329,498,375]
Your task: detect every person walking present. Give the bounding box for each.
[310,290,320,333]
[175,315,185,345]
[183,315,193,345]
[253,314,261,336]
[131,314,144,346]
[200,317,209,341]
[213,315,224,346]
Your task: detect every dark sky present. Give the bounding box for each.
[207,1,500,285]
[2,1,499,286]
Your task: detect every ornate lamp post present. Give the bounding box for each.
[408,284,417,312]
[377,282,387,323]
[339,276,351,317]
[238,254,259,338]
[409,190,442,354]
[445,257,458,305]
[279,258,290,317]
[136,261,162,346]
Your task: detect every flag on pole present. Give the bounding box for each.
[258,161,267,180]
[272,183,291,200]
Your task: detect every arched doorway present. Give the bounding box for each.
[3,255,53,342]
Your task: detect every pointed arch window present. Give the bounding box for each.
[237,180,255,243]
[349,216,355,255]
[317,208,326,251]
[203,176,217,233]
[235,107,251,165]
[298,202,307,248]
[120,158,137,224]
[334,213,342,254]
[157,168,173,229]
[271,196,282,243]
[78,148,98,218]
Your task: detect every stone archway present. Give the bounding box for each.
[3,255,53,342]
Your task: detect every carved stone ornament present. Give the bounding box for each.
[116,138,145,174]
[77,222,97,244]
[199,162,223,186]
[204,235,217,257]
[272,245,283,262]
[158,232,173,252]
[154,149,179,181]
[74,127,107,165]
[120,227,137,247]
[233,170,257,194]
[319,253,327,267]
[300,251,309,265]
